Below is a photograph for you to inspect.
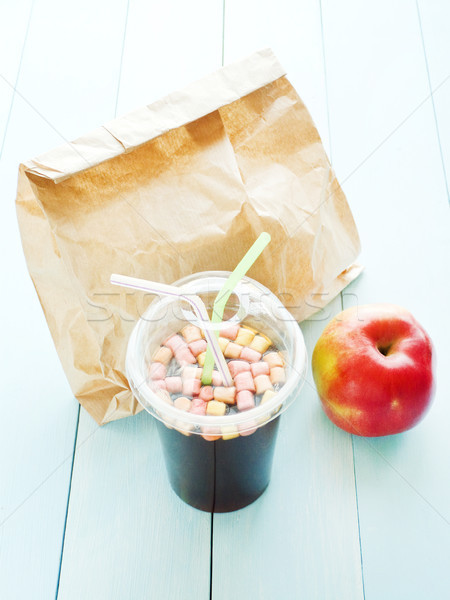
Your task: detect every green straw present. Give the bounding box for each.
[201,232,271,385]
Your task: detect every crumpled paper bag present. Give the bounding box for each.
[16,48,361,425]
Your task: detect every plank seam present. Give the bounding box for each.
[351,434,366,600]
[318,0,332,163]
[54,404,81,600]
[114,0,131,118]
[415,0,450,203]
[0,0,35,163]
[221,0,226,67]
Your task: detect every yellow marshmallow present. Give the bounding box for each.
[235,327,256,346]
[197,352,207,366]
[261,389,277,405]
[218,337,230,353]
[249,334,272,354]
[221,426,239,440]
[224,342,242,359]
[206,400,227,416]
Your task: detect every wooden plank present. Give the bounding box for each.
[0,0,129,598]
[416,0,450,197]
[223,0,330,155]
[212,297,364,599]
[322,1,450,598]
[0,0,33,147]
[116,0,224,116]
[58,410,211,600]
[212,4,364,598]
[58,1,223,597]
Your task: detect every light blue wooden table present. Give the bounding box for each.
[1,1,449,599]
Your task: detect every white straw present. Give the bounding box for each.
[110,274,233,386]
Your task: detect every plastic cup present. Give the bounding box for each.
[126,272,307,512]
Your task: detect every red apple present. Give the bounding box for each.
[312,304,434,437]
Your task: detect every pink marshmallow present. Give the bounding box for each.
[236,390,255,411]
[199,385,214,402]
[182,377,201,397]
[219,324,240,340]
[152,379,167,391]
[175,346,196,365]
[211,371,223,386]
[182,366,203,380]
[189,339,207,357]
[149,362,167,380]
[201,426,222,441]
[238,421,258,436]
[163,334,186,353]
[228,360,251,378]
[240,347,262,363]
[165,376,183,394]
[190,398,207,415]
[234,371,256,393]
[250,361,270,377]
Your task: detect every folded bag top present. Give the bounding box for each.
[16,48,361,425]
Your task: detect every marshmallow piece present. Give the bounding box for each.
[175,346,196,365]
[234,371,256,393]
[149,362,167,380]
[270,367,286,385]
[174,422,193,437]
[238,421,258,436]
[174,396,192,412]
[181,324,203,344]
[152,346,173,366]
[152,379,167,391]
[263,351,284,368]
[224,342,242,359]
[197,351,207,366]
[182,378,201,397]
[261,389,277,405]
[250,361,270,377]
[240,347,262,363]
[213,386,236,405]
[254,375,274,395]
[218,337,230,353]
[199,385,214,402]
[156,389,172,404]
[189,339,207,357]
[236,390,255,411]
[242,325,258,334]
[182,366,202,380]
[206,400,227,416]
[221,426,239,440]
[211,371,223,386]
[228,360,251,378]
[165,376,182,394]
[164,334,186,353]
[235,327,256,346]
[190,398,207,415]
[249,334,272,354]
[219,324,240,340]
[202,426,222,441]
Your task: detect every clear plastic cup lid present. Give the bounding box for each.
[126,272,307,435]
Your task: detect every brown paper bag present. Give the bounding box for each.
[16,49,361,425]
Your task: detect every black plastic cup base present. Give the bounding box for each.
[156,416,280,513]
